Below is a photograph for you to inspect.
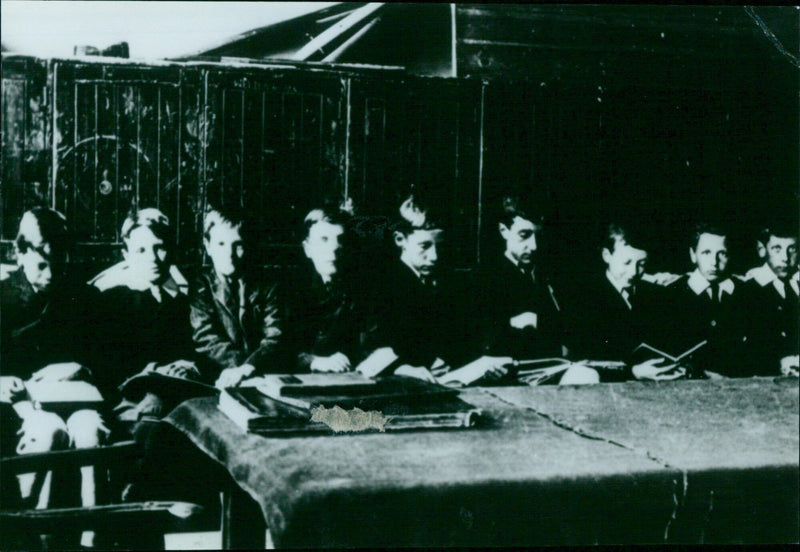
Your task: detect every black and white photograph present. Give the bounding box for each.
[1,2,798,549]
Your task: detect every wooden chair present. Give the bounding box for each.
[0,440,209,549]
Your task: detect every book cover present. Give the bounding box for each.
[219,376,480,435]
[25,380,104,410]
[119,371,218,402]
[629,340,708,366]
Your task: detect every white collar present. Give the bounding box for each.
[504,250,522,268]
[401,258,425,283]
[750,263,778,287]
[605,271,629,295]
[687,269,735,296]
[504,251,535,278]
[749,262,799,297]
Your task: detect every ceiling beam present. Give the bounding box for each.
[292,2,384,61]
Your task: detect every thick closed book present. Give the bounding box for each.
[257,372,378,399]
[25,380,104,409]
[256,374,459,411]
[220,377,482,435]
[219,387,327,434]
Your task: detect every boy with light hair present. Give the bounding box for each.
[190,202,282,387]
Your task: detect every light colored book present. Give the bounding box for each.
[25,380,104,405]
[354,347,399,378]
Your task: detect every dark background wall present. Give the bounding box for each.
[2,8,798,285]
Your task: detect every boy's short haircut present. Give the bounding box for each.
[15,208,70,257]
[120,208,171,245]
[601,221,648,254]
[759,218,799,245]
[204,202,247,241]
[690,222,728,250]
[393,194,443,236]
[302,201,353,241]
[498,195,546,229]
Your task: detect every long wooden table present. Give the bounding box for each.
[164,377,799,547]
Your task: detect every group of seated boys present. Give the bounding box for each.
[1,192,797,544]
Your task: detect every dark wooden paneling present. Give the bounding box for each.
[203,67,347,265]
[455,4,798,91]
[2,53,797,278]
[1,58,49,253]
[347,77,482,268]
[49,61,202,266]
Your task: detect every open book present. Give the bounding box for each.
[438,357,628,386]
[118,366,217,402]
[629,340,707,366]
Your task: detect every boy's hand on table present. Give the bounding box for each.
[510,312,537,330]
[632,358,685,381]
[394,365,437,383]
[215,364,255,389]
[780,355,799,377]
[311,353,352,373]
[153,360,201,379]
[0,376,25,403]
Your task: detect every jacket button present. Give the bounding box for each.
[710,320,717,327]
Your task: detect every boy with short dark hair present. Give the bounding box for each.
[563,220,679,381]
[1,208,108,542]
[370,195,507,384]
[478,195,564,361]
[280,201,366,373]
[741,219,799,376]
[190,203,282,387]
[663,222,748,377]
[92,208,197,433]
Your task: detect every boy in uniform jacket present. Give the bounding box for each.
[190,204,282,387]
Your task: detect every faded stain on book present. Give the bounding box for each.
[310,405,387,433]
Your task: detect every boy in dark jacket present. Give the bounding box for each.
[190,203,282,387]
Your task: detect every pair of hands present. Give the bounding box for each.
[215,364,256,389]
[780,355,799,377]
[114,392,164,422]
[631,358,686,381]
[0,376,26,404]
[213,351,356,390]
[398,356,511,386]
[1,362,90,404]
[148,360,200,379]
[311,352,352,373]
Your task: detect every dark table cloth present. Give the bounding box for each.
[164,378,799,547]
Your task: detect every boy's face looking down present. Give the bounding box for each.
[603,238,647,289]
[18,244,60,293]
[303,220,344,282]
[500,215,540,267]
[395,228,443,278]
[124,225,169,287]
[690,233,728,282]
[205,221,245,279]
[763,235,798,280]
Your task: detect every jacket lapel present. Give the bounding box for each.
[210,272,242,345]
